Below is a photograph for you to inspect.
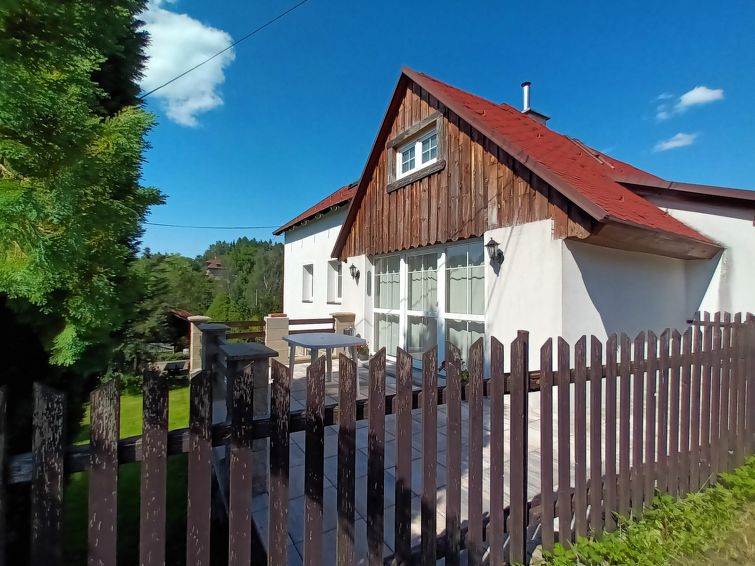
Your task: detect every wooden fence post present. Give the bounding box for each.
[304,357,325,566]
[394,348,413,563]
[269,359,291,566]
[604,334,618,532]
[489,338,506,564]
[186,372,212,566]
[509,331,529,564]
[557,337,572,545]
[445,343,462,566]
[644,331,658,505]
[467,338,484,565]
[367,349,386,565]
[336,354,356,566]
[574,336,588,538]
[420,346,438,565]
[589,336,603,535]
[539,339,554,552]
[88,381,120,566]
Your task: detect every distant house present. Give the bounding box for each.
[276,68,755,368]
[205,258,223,278]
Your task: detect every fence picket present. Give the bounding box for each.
[701,313,713,485]
[679,329,692,496]
[88,380,119,566]
[618,333,632,518]
[467,338,484,564]
[657,331,669,496]
[421,346,438,565]
[668,331,681,497]
[367,349,386,565]
[0,386,5,566]
[710,314,722,483]
[631,333,645,516]
[228,362,255,566]
[746,317,755,455]
[270,360,291,566]
[445,343,462,566]
[394,348,413,563]
[337,355,357,566]
[304,357,326,566]
[31,384,65,566]
[539,339,554,551]
[574,336,588,538]
[735,314,746,467]
[604,335,618,532]
[557,337,572,545]
[721,313,733,472]
[509,331,529,563]
[590,336,603,534]
[186,372,212,566]
[488,338,506,564]
[140,372,167,566]
[644,332,657,505]
[690,323,703,491]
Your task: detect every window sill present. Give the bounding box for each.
[302,299,313,303]
[387,159,446,193]
[326,300,342,305]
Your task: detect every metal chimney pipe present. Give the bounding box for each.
[521,81,531,112]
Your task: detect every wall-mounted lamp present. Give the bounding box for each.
[349,263,360,280]
[485,238,504,265]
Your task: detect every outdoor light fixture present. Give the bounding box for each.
[486,238,504,264]
[349,263,360,280]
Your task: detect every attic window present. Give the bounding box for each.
[397,129,437,179]
[387,111,446,193]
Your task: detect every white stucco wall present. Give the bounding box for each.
[484,220,564,370]
[282,208,347,320]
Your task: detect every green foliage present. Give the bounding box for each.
[0,0,163,366]
[544,457,755,565]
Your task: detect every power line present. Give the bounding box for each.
[139,0,312,100]
[146,222,279,230]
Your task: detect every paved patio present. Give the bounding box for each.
[252,356,588,565]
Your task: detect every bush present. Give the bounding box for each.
[544,456,755,565]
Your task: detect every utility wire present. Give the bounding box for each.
[139,0,312,99]
[146,222,279,229]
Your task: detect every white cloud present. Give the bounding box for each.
[140,1,235,126]
[654,132,698,152]
[655,85,724,120]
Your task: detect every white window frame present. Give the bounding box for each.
[370,239,484,368]
[327,260,343,304]
[395,128,438,180]
[302,264,313,303]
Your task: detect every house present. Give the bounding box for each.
[274,182,357,320]
[276,68,755,368]
[205,257,224,278]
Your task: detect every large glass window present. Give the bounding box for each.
[327,260,342,303]
[407,315,437,360]
[446,242,484,315]
[375,313,400,354]
[408,253,437,313]
[375,256,400,309]
[445,320,485,365]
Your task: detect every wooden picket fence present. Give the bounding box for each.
[2,312,755,565]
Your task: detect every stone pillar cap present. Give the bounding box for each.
[197,322,229,333]
[188,315,211,323]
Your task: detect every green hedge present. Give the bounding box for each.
[544,456,755,565]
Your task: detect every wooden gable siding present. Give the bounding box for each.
[339,81,592,260]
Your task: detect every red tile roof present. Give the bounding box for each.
[404,68,712,244]
[274,182,357,235]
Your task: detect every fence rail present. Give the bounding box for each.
[2,311,754,565]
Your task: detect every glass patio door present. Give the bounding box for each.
[406,252,439,361]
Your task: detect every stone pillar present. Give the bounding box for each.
[264,314,289,361]
[188,315,211,373]
[220,343,278,496]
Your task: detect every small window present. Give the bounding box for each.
[396,128,438,179]
[327,260,342,303]
[302,264,313,302]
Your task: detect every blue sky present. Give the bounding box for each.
[139,0,755,257]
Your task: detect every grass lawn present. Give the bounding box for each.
[64,385,191,565]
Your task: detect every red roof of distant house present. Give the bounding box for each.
[402,68,712,244]
[205,259,222,269]
[274,182,357,235]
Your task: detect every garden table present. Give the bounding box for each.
[283,332,367,395]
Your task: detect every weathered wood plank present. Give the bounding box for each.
[657,331,670,496]
[421,346,438,565]
[467,338,484,564]
[394,348,413,563]
[31,384,65,566]
[140,372,167,566]
[701,312,713,484]
[618,334,632,517]
[735,315,747,467]
[574,336,588,537]
[367,349,386,565]
[690,323,703,491]
[721,313,732,472]
[510,332,529,563]
[88,381,119,566]
[186,372,211,566]
[644,331,657,505]
[489,338,506,564]
[228,362,255,566]
[604,335,618,532]
[337,355,356,566]
[680,329,692,496]
[539,339,555,551]
[445,342,462,566]
[631,332,645,516]
[589,336,603,534]
[710,313,722,482]
[304,357,326,566]
[669,330,682,496]
[557,337,572,545]
[269,359,291,566]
